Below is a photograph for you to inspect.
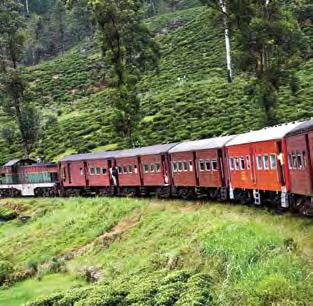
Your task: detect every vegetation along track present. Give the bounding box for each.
[0,197,312,305]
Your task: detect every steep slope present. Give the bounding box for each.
[0,7,312,163]
[0,198,312,305]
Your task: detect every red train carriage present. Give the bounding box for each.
[168,136,234,200]
[0,159,58,196]
[59,151,120,196]
[225,122,301,207]
[285,119,313,214]
[114,143,177,197]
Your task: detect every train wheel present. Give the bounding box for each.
[156,186,171,199]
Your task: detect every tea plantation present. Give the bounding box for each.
[0,6,312,163]
[0,197,312,305]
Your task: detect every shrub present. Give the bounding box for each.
[0,260,13,285]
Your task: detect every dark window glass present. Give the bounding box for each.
[199,161,205,171]
[156,163,161,172]
[211,160,217,170]
[144,164,149,173]
[183,161,188,171]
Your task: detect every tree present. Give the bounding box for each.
[200,0,233,82]
[202,0,308,125]
[232,1,307,125]
[0,0,41,157]
[88,0,160,146]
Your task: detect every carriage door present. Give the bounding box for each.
[277,141,285,186]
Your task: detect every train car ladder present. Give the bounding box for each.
[281,186,289,208]
[253,189,261,205]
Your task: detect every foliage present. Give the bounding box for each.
[0,261,13,286]
[0,0,41,157]
[0,207,17,221]
[89,0,160,145]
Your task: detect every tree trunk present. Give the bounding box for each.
[25,0,29,14]
[219,0,233,82]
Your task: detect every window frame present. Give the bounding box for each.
[256,155,263,170]
[205,159,211,171]
[89,167,95,175]
[178,161,183,172]
[199,160,205,172]
[128,165,133,173]
[102,168,107,175]
[144,164,149,173]
[150,164,155,173]
[183,161,188,172]
[229,158,234,170]
[234,157,239,170]
[172,162,178,173]
[156,163,161,173]
[270,154,277,170]
[246,156,251,170]
[263,155,270,170]
[211,159,218,171]
[95,167,101,175]
[239,156,245,170]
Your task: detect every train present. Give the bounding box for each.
[1,118,313,215]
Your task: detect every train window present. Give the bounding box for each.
[183,161,188,171]
[292,153,297,169]
[199,160,205,171]
[257,155,263,170]
[263,155,269,170]
[229,158,234,170]
[89,167,95,175]
[211,159,218,171]
[297,152,303,169]
[156,163,161,172]
[189,161,193,171]
[150,164,155,172]
[234,157,239,170]
[80,168,83,176]
[134,165,138,173]
[144,164,149,173]
[96,167,101,175]
[240,157,245,170]
[172,162,177,172]
[128,165,133,173]
[246,156,251,170]
[102,168,107,175]
[205,160,211,171]
[123,166,128,174]
[118,166,123,174]
[270,154,277,170]
[178,162,183,172]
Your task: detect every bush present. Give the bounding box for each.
[0,261,13,285]
[0,207,17,221]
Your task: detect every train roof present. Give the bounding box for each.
[226,122,302,146]
[285,119,313,137]
[168,136,235,154]
[3,159,36,167]
[61,143,178,162]
[61,150,121,162]
[114,143,178,158]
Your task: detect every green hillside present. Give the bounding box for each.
[0,198,312,305]
[0,6,312,163]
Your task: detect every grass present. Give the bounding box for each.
[0,273,86,306]
[0,197,312,305]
